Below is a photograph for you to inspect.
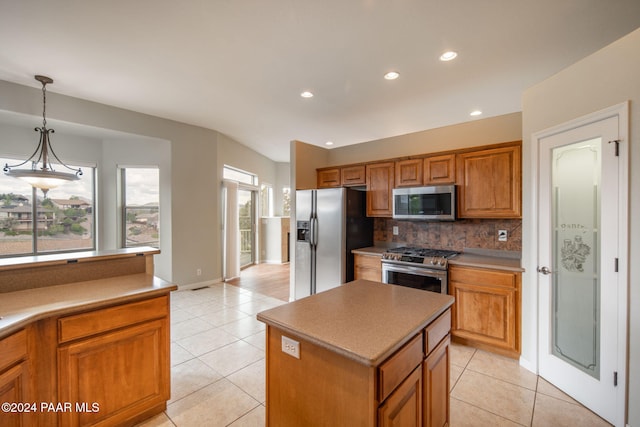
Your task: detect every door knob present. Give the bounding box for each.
[537,266,552,275]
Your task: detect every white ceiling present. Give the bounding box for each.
[1,1,639,162]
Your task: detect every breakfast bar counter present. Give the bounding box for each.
[257,279,454,426]
[0,248,176,427]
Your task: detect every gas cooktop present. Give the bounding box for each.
[381,246,460,268]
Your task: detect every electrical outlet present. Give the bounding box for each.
[196,268,202,276]
[498,230,508,242]
[393,226,399,236]
[281,336,300,359]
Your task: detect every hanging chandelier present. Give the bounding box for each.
[3,75,82,197]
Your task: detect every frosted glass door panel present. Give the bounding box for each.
[551,138,601,379]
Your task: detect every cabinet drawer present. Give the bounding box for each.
[449,266,516,288]
[0,329,27,372]
[424,309,451,355]
[354,254,381,269]
[58,296,168,343]
[378,333,423,402]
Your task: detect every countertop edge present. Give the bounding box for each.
[449,255,524,272]
[0,276,177,340]
[258,296,454,367]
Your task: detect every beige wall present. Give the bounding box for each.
[291,140,330,190]
[0,79,287,287]
[325,112,522,166]
[522,28,640,425]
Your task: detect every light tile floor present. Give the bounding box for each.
[139,283,611,427]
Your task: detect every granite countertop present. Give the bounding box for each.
[257,279,454,366]
[449,248,524,272]
[0,273,177,339]
[352,245,524,272]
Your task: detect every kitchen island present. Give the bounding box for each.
[257,279,454,427]
[0,248,176,427]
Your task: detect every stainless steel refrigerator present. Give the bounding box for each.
[294,187,373,299]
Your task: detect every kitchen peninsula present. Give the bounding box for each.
[257,279,454,427]
[0,247,176,427]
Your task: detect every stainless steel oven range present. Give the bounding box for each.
[381,247,460,294]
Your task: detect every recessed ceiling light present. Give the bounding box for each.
[384,71,400,80]
[470,110,482,116]
[439,51,458,61]
[300,91,314,98]
[325,141,334,146]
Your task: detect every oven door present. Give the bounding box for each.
[381,262,447,294]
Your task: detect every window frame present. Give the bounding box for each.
[120,166,160,249]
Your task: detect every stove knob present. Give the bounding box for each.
[430,257,437,265]
[439,257,446,266]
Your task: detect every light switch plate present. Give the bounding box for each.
[281,336,300,359]
[392,226,399,235]
[498,229,508,242]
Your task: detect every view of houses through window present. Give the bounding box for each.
[122,167,160,248]
[0,157,95,257]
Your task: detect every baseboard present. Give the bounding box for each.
[177,277,223,290]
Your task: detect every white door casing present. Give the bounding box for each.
[535,103,628,426]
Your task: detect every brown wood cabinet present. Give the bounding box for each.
[264,306,451,426]
[57,296,170,427]
[341,165,367,186]
[317,168,341,188]
[424,154,455,185]
[0,329,31,427]
[448,265,521,358]
[354,253,382,281]
[456,143,521,218]
[395,159,423,187]
[366,162,395,217]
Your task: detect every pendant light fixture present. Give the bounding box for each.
[3,75,82,197]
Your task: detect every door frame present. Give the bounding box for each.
[531,102,629,426]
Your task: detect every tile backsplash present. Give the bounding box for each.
[374,218,522,252]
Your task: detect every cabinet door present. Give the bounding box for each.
[0,363,31,427]
[456,144,521,218]
[423,154,455,185]
[423,336,450,427]
[341,165,366,186]
[354,254,382,281]
[449,266,520,357]
[366,162,394,217]
[395,159,423,187]
[378,366,423,427]
[317,168,341,188]
[58,319,169,427]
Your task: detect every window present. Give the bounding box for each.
[223,165,258,186]
[0,157,96,257]
[282,187,291,216]
[260,183,273,217]
[122,167,160,248]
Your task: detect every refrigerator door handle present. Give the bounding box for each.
[310,216,319,247]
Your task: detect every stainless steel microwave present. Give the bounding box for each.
[392,185,456,221]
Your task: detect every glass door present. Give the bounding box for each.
[238,189,255,268]
[537,114,625,425]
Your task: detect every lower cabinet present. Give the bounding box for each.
[57,296,170,427]
[354,253,382,281]
[378,366,423,427]
[0,329,31,427]
[449,265,521,358]
[423,336,450,427]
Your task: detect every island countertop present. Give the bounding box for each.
[257,279,454,366]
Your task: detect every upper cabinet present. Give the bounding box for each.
[340,165,366,187]
[366,162,394,217]
[424,154,456,185]
[317,168,341,188]
[456,143,521,218]
[395,159,423,187]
